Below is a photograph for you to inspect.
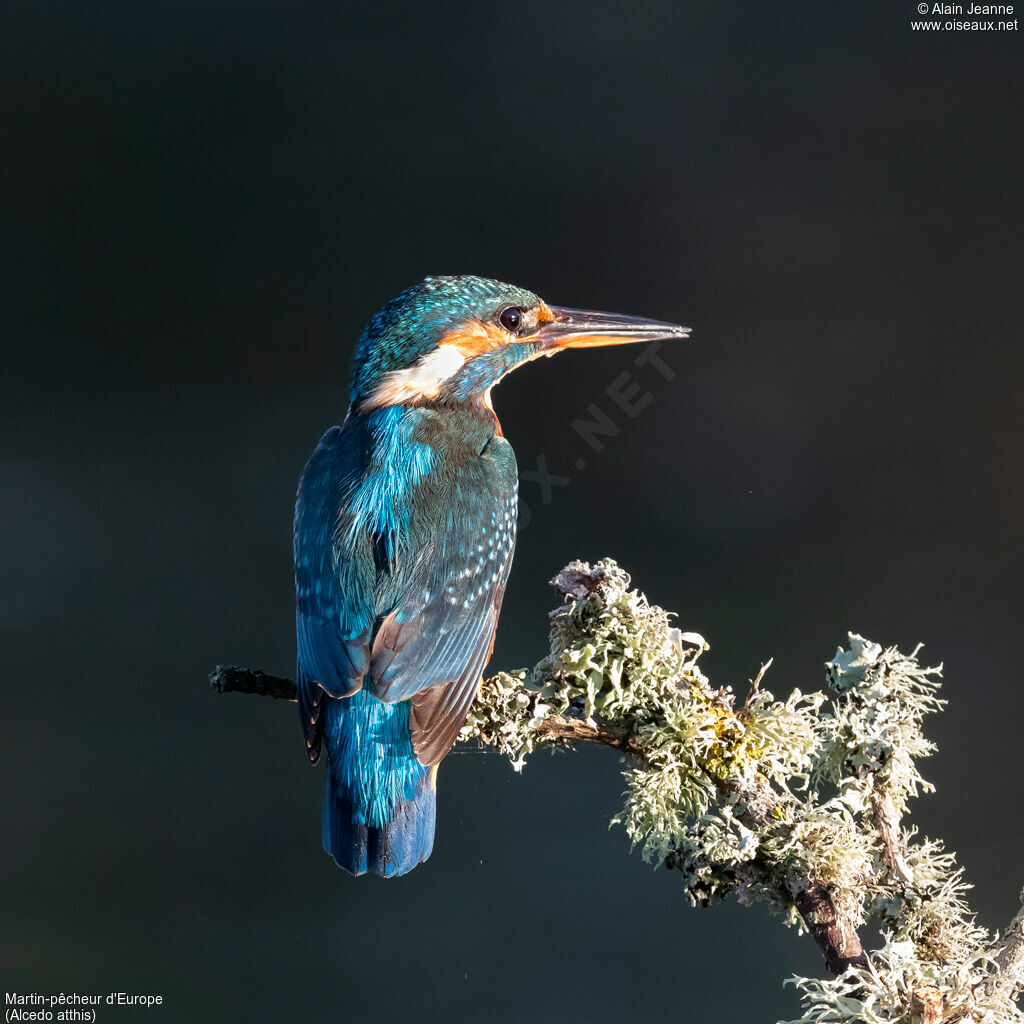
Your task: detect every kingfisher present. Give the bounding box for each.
[294,275,688,877]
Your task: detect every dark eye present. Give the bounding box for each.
[498,306,522,333]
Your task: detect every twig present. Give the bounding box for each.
[870,787,914,887]
[210,665,298,701]
[996,900,1024,994]
[941,897,1024,1023]
[911,986,944,1024]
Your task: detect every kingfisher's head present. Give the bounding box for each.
[350,275,689,412]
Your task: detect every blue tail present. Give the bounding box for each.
[320,690,436,877]
[322,771,435,877]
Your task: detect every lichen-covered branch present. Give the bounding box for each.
[211,559,1022,1023]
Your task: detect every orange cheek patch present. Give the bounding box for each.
[437,321,507,359]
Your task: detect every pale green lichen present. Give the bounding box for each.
[815,635,945,817]
[460,559,1022,1022]
[462,669,543,771]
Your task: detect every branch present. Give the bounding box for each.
[210,664,638,750]
[212,659,866,975]
[791,883,869,976]
[210,665,298,701]
[209,665,642,751]
[211,560,1021,1023]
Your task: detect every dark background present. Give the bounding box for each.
[3,2,1023,1021]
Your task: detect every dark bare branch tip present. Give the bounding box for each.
[209,665,297,701]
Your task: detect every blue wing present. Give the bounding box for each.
[293,425,374,763]
[368,433,518,763]
[296,417,517,767]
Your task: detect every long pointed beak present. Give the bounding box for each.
[535,305,691,350]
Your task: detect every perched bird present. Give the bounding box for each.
[294,275,688,877]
